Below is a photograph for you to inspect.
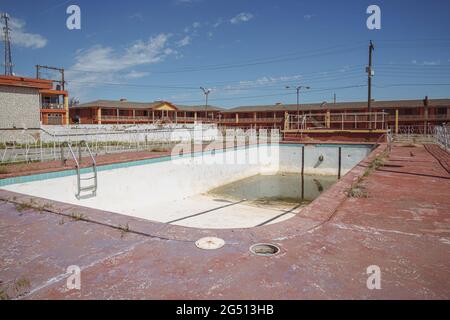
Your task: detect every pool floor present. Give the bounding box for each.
[209,173,338,207]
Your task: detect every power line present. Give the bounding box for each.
[67,43,367,75]
[66,65,367,92]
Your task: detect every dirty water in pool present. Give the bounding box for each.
[208,173,338,208]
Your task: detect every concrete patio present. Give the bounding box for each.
[0,144,449,299]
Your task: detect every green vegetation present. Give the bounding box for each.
[70,212,86,221]
[14,202,34,213]
[347,151,388,199]
[0,278,31,300]
[0,166,8,174]
[118,223,130,239]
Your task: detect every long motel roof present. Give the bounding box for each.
[73,98,450,113]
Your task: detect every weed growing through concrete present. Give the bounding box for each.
[151,147,169,153]
[70,212,86,221]
[348,185,369,198]
[0,278,31,300]
[119,223,130,239]
[348,151,388,198]
[0,284,9,300]
[37,203,53,214]
[14,202,34,213]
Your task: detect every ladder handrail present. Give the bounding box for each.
[62,141,80,168]
[61,141,97,199]
[79,140,97,167]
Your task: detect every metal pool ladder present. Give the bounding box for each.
[63,141,98,199]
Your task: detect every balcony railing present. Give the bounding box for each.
[287,112,388,131]
[95,116,217,123]
[386,114,449,121]
[218,117,284,124]
[41,103,64,110]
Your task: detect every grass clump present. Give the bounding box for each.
[14,202,34,213]
[347,151,388,199]
[347,185,369,198]
[70,212,86,221]
[0,278,31,300]
[118,223,130,239]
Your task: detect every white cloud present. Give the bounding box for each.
[412,59,441,66]
[192,22,201,29]
[304,14,316,21]
[124,70,150,79]
[230,12,254,24]
[423,60,441,66]
[177,35,191,47]
[213,18,224,28]
[223,74,304,92]
[66,33,175,98]
[129,13,144,21]
[175,0,203,4]
[2,17,48,49]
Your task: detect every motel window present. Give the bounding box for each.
[385,109,396,116]
[47,114,62,125]
[401,108,418,115]
[437,107,447,115]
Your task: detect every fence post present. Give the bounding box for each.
[338,147,342,180]
[78,142,82,163]
[301,146,305,200]
[60,144,65,166]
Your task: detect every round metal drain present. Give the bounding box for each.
[195,237,225,250]
[250,243,280,257]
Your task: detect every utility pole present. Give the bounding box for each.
[286,85,310,128]
[200,87,211,122]
[333,93,336,105]
[36,65,66,90]
[1,13,13,76]
[366,40,375,129]
[286,86,311,119]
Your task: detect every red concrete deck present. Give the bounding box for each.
[0,144,449,300]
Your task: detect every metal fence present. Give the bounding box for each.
[435,125,449,151]
[0,126,280,165]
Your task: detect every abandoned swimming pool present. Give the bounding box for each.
[0,144,373,229]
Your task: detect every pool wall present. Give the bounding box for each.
[1,144,373,217]
[279,144,372,175]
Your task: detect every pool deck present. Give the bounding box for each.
[0,143,449,299]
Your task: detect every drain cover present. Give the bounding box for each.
[250,243,280,256]
[195,237,226,250]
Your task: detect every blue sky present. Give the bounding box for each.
[2,0,450,107]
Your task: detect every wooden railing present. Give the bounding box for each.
[41,103,65,110]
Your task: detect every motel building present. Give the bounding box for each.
[0,75,69,129]
[69,98,450,136]
[69,99,224,125]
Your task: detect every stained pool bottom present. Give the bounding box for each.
[209,173,338,208]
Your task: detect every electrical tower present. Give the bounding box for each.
[1,13,13,76]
